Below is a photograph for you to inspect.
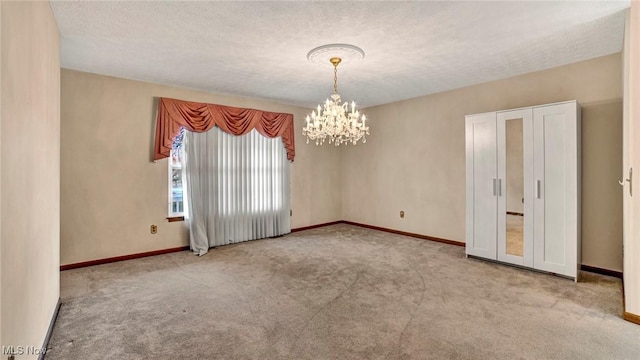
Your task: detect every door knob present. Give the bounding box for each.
[619,168,632,197]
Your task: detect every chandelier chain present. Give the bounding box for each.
[333,64,338,95]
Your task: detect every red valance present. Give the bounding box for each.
[154,97,295,161]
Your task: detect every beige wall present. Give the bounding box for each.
[1,1,60,356]
[61,52,623,272]
[342,53,623,272]
[1,1,3,346]
[582,101,623,271]
[60,70,342,266]
[623,4,640,318]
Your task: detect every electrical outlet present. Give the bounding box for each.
[400,211,405,218]
[150,225,158,234]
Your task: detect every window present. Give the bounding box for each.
[168,128,185,217]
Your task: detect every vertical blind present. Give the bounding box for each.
[184,127,291,255]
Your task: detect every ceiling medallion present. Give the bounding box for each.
[307,43,365,66]
[303,44,369,146]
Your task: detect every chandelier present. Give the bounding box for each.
[303,45,369,146]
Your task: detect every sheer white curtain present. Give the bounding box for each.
[183,127,291,256]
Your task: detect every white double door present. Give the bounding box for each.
[465,102,579,279]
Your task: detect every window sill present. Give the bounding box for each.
[166,216,185,222]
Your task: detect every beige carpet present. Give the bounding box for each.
[46,224,639,359]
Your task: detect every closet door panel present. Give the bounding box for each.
[466,113,498,259]
[533,102,578,278]
[497,109,534,267]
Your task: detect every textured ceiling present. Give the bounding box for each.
[51,1,630,109]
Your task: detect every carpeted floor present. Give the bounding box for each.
[46,224,640,359]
